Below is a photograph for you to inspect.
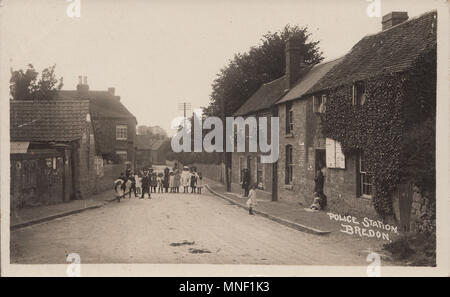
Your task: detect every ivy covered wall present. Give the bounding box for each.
[319,47,436,219]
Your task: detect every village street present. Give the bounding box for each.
[10,189,371,265]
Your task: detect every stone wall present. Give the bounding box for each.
[92,163,124,194]
[193,163,225,183]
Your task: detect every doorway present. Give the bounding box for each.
[315,149,326,172]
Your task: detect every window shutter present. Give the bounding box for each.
[313,96,317,113]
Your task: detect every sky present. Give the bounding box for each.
[0,0,441,136]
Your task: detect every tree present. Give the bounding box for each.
[203,24,323,117]
[10,64,63,100]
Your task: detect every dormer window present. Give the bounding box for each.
[352,82,366,106]
[313,94,327,114]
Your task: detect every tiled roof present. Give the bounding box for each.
[59,90,135,119]
[10,100,89,142]
[276,57,344,104]
[136,135,152,150]
[233,76,287,116]
[308,10,437,94]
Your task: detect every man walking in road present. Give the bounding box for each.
[141,169,151,199]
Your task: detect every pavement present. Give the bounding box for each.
[10,190,117,230]
[205,179,334,235]
[204,178,398,258]
[10,190,372,265]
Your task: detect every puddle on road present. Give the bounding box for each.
[189,248,211,254]
[170,240,195,247]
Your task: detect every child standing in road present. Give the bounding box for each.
[157,173,164,193]
[190,171,197,193]
[135,173,142,196]
[246,184,257,215]
[197,172,203,194]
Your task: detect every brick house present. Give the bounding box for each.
[275,11,437,220]
[135,135,166,168]
[231,39,306,200]
[10,99,97,208]
[60,77,137,168]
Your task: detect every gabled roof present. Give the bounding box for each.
[10,100,89,142]
[136,135,166,151]
[308,10,437,94]
[59,90,135,119]
[233,76,287,117]
[276,57,344,105]
[151,139,165,150]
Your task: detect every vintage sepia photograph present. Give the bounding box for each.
[1,0,449,278]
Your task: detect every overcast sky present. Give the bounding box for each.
[1,0,440,135]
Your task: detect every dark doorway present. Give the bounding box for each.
[315,149,326,172]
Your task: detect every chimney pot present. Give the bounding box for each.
[83,76,88,85]
[78,76,82,84]
[108,87,115,95]
[382,11,408,31]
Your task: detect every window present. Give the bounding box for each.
[358,151,372,198]
[285,145,293,184]
[116,125,128,140]
[313,94,327,113]
[352,82,366,106]
[286,102,294,133]
[256,156,263,189]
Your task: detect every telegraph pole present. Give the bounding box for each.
[220,97,231,192]
[177,102,191,130]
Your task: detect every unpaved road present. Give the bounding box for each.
[11,190,371,265]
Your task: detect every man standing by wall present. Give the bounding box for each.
[242,168,250,197]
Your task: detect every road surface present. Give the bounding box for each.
[11,190,370,265]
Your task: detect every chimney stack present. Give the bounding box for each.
[76,75,89,95]
[382,12,408,31]
[285,38,305,90]
[108,87,115,96]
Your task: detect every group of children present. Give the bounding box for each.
[114,166,203,200]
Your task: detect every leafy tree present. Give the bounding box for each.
[203,24,323,117]
[10,64,63,100]
[137,125,169,140]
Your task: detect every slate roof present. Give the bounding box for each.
[10,100,89,142]
[308,10,437,94]
[59,90,135,119]
[276,57,344,104]
[136,135,166,150]
[233,76,287,117]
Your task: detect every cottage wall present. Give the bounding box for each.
[230,110,275,199]
[92,117,136,166]
[277,96,377,217]
[75,121,97,199]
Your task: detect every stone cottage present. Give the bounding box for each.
[231,38,307,200]
[275,10,437,225]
